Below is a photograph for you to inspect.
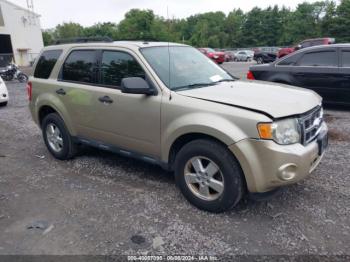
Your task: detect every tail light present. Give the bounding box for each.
[27,81,32,101]
[247,71,255,80]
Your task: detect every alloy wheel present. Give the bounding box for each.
[184,156,224,201]
[46,123,63,153]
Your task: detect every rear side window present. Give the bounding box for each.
[34,50,62,79]
[61,50,98,84]
[298,51,337,67]
[100,51,145,87]
[341,51,350,67]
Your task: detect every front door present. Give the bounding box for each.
[293,49,340,103]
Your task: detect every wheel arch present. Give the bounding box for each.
[36,95,77,136]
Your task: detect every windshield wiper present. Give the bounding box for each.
[213,79,236,83]
[172,82,215,91]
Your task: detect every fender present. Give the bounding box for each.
[161,112,248,163]
[34,92,77,136]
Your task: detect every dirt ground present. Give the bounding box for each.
[0,64,349,258]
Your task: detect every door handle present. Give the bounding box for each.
[56,88,66,95]
[98,96,113,104]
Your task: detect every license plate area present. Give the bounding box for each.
[317,130,328,156]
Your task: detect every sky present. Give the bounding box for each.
[9,0,321,29]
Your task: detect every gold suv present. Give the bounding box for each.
[28,41,328,212]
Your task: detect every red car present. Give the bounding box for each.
[278,37,335,58]
[198,48,225,64]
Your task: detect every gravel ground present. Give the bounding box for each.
[0,64,349,258]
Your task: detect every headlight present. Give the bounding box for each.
[257,118,301,145]
[213,55,219,59]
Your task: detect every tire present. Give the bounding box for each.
[0,101,7,107]
[174,139,244,213]
[257,57,264,64]
[42,113,77,160]
[18,73,28,83]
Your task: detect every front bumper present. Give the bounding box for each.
[230,122,327,193]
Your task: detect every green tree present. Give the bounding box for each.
[54,22,84,39]
[42,30,54,46]
[84,22,118,40]
[225,9,245,47]
[118,9,155,40]
[328,0,350,42]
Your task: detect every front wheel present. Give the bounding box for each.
[175,139,244,213]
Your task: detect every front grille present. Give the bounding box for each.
[299,106,323,145]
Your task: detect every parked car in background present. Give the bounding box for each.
[233,50,252,62]
[0,76,9,106]
[278,37,335,58]
[248,44,350,105]
[253,50,277,64]
[198,48,225,64]
[224,51,235,62]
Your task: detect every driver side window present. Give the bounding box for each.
[100,51,145,88]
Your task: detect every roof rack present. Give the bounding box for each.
[54,36,114,45]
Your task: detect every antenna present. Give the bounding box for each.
[167,5,171,95]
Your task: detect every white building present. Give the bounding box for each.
[0,0,43,66]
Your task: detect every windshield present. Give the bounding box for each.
[141,46,233,91]
[204,48,215,53]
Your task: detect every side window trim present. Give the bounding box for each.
[58,48,158,95]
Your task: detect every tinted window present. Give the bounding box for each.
[301,41,311,48]
[341,51,350,67]
[61,50,98,84]
[298,51,337,67]
[312,40,324,46]
[34,50,62,79]
[100,51,145,87]
[277,54,300,66]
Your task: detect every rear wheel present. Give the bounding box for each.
[175,139,244,213]
[42,113,77,160]
[257,57,264,64]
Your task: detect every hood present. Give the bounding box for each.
[176,80,322,119]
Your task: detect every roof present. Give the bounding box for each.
[0,0,40,17]
[43,41,188,51]
[301,43,350,51]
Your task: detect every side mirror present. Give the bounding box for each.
[121,77,156,96]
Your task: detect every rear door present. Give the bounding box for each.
[57,48,100,137]
[339,48,350,105]
[292,48,340,103]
